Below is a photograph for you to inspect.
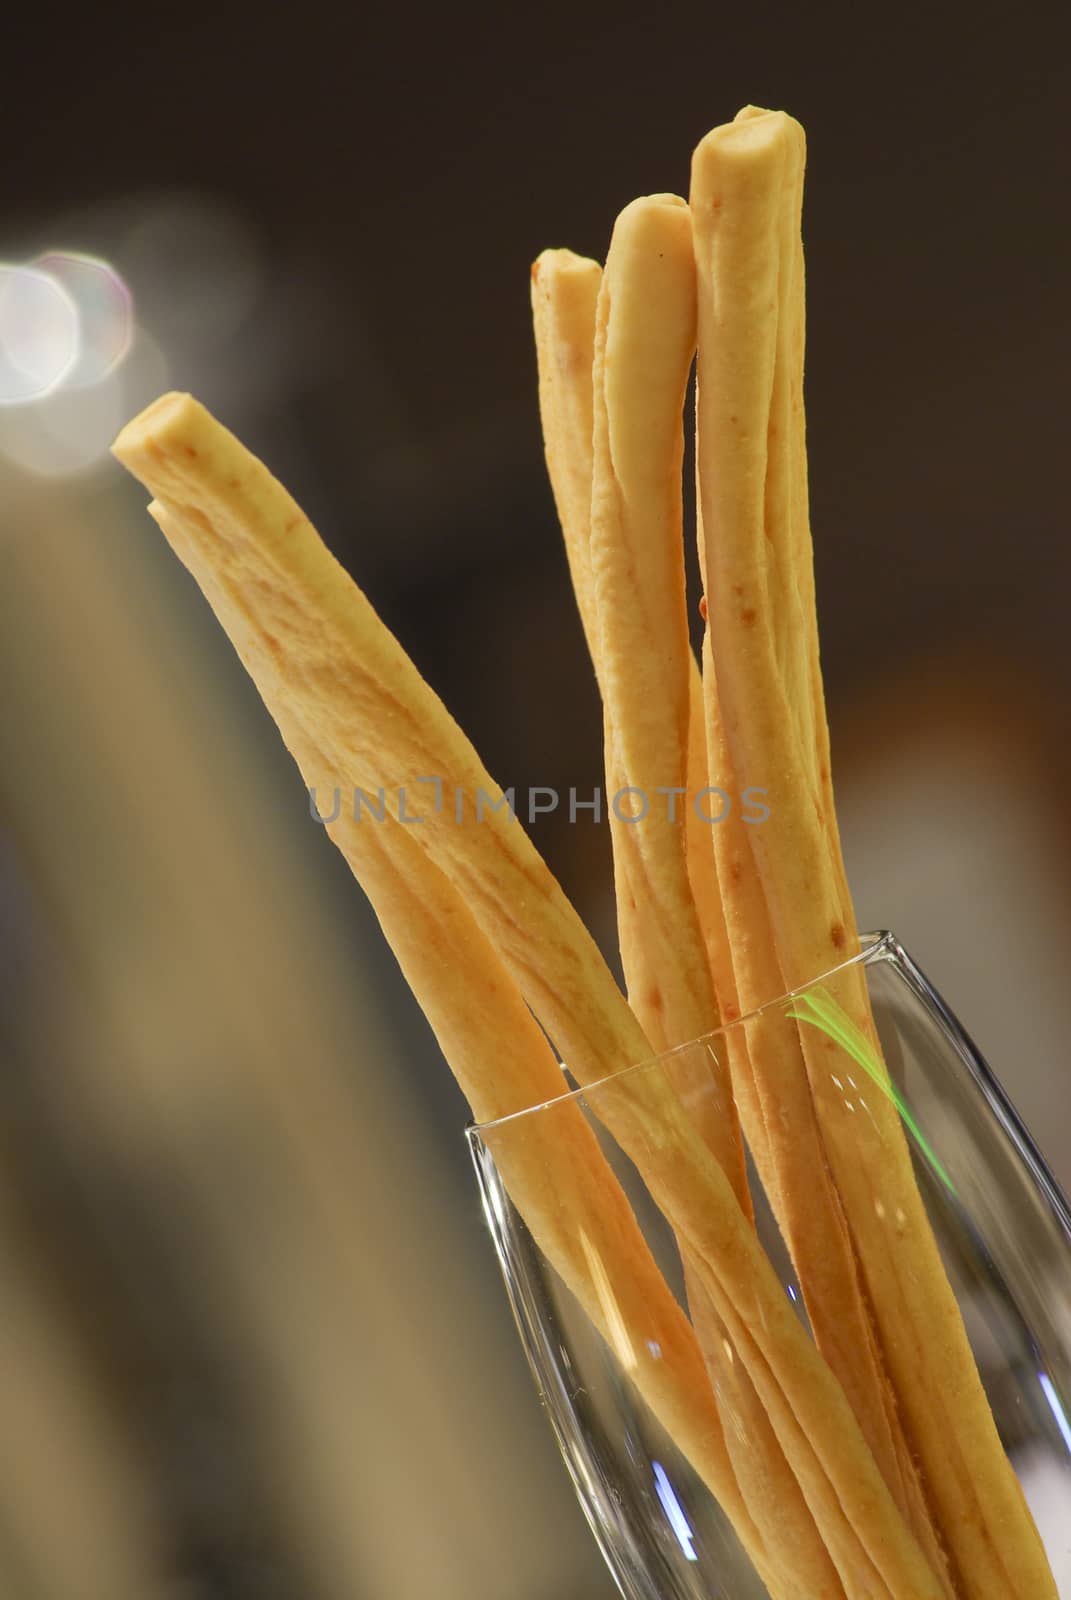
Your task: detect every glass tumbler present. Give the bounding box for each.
[468,932,1071,1600]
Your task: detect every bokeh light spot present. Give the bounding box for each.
[33,251,133,387]
[0,264,80,404]
[0,324,167,479]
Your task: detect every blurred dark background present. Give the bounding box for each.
[1,3,1070,1596]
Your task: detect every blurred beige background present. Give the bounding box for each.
[1,3,1069,1595]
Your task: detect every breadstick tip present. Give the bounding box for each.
[734,104,807,158]
[111,391,201,468]
[627,191,688,211]
[693,109,792,175]
[531,248,601,288]
[605,195,694,285]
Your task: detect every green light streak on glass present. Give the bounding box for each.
[785,987,957,1198]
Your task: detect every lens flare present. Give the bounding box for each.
[0,265,80,404]
[0,324,167,478]
[33,252,133,387]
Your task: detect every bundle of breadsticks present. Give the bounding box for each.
[112,105,1054,1599]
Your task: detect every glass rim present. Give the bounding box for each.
[467,928,897,1139]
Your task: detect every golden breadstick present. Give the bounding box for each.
[153,504,796,1595]
[691,109,954,1591]
[759,109,953,1588]
[150,504,791,1600]
[694,104,928,1535]
[587,199,845,1594]
[700,607,946,1568]
[686,639,778,1200]
[532,240,832,1594]
[296,733,788,1584]
[531,249,604,668]
[589,194,744,1190]
[688,1272,844,1599]
[699,608,953,1592]
[686,677,780,1223]
[114,397,947,1598]
[683,661,728,1004]
[692,109,1054,1597]
[531,248,732,1175]
[782,133,855,927]
[707,1291,898,1600]
[533,239,736,1142]
[532,229,743,1189]
[114,395,654,1095]
[650,1168,944,1598]
[731,104,817,781]
[797,990,1054,1600]
[697,448,932,1580]
[735,106,850,919]
[691,113,840,991]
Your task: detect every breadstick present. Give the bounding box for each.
[644,1148,944,1598]
[589,194,744,1190]
[692,108,1054,1597]
[147,498,795,1600]
[696,430,938,1578]
[691,109,953,1592]
[688,1272,844,1599]
[734,106,851,919]
[587,198,847,1592]
[533,237,831,1594]
[153,490,800,1591]
[114,395,660,1102]
[752,109,953,1587]
[700,597,946,1565]
[531,249,603,668]
[534,219,756,1201]
[691,113,839,990]
[700,605,951,1590]
[290,727,787,1584]
[684,659,775,1198]
[683,662,729,1004]
[116,395,954,1596]
[533,231,742,1188]
[732,104,817,780]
